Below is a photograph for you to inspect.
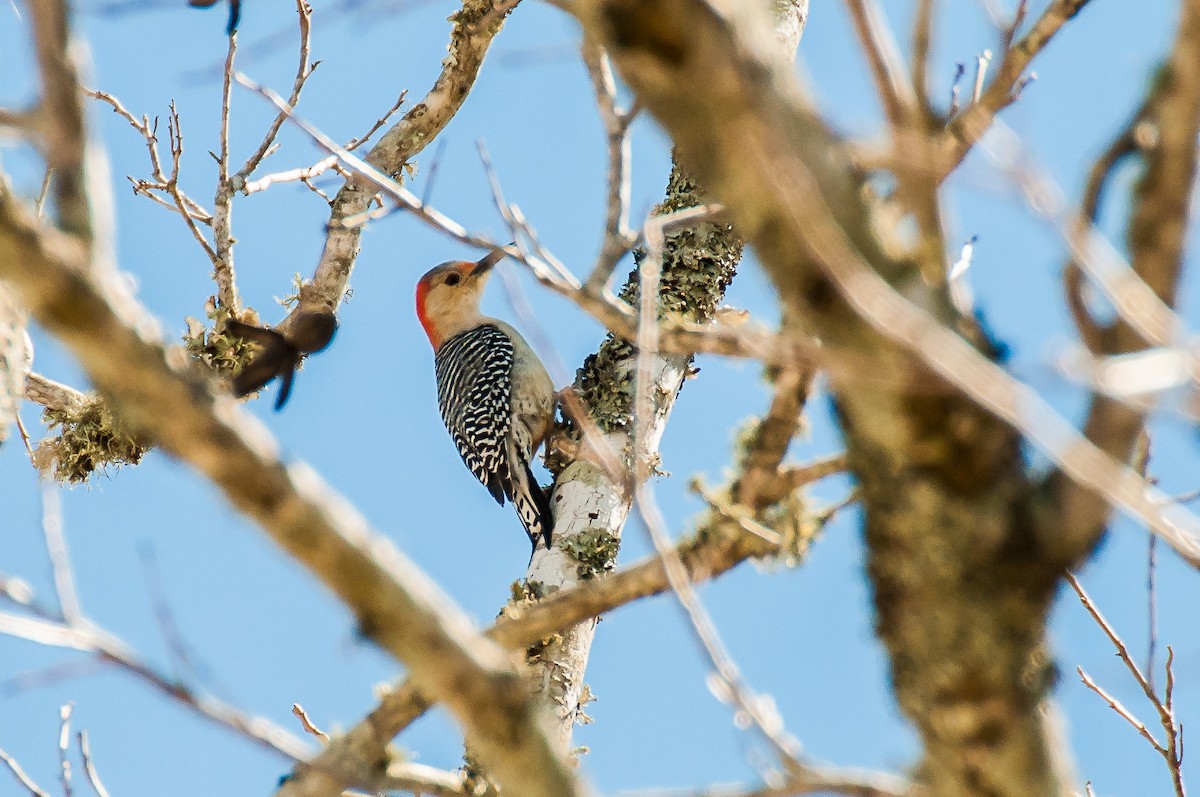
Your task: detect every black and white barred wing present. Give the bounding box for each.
[434,325,515,505]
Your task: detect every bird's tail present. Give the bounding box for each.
[514,462,554,552]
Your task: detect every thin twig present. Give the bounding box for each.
[581,43,637,294]
[1164,647,1186,797]
[241,156,339,196]
[164,103,219,265]
[972,49,992,103]
[76,732,110,797]
[138,542,205,683]
[236,0,315,178]
[1067,574,1157,713]
[631,213,811,783]
[344,90,407,152]
[41,484,81,625]
[86,90,213,223]
[1076,667,1165,754]
[1148,531,1159,691]
[948,61,965,114]
[1067,573,1187,796]
[57,703,74,797]
[1,575,310,760]
[844,0,917,130]
[939,0,1096,181]
[291,704,330,743]
[212,30,240,310]
[911,0,936,108]
[475,139,581,288]
[35,168,53,218]
[0,746,50,797]
[420,135,449,206]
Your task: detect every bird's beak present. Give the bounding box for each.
[471,243,513,275]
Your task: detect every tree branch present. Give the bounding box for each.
[572,0,1098,793]
[0,180,579,797]
[938,0,1094,181]
[275,435,847,797]
[1045,0,1200,564]
[276,0,521,338]
[28,0,90,240]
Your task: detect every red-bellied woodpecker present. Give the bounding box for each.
[416,249,556,552]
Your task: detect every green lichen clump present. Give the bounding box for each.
[577,161,743,433]
[506,579,564,665]
[759,492,822,569]
[508,578,549,604]
[182,297,261,377]
[34,398,145,483]
[561,527,620,580]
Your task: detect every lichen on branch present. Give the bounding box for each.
[33,395,145,482]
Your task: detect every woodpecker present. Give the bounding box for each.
[416,249,556,552]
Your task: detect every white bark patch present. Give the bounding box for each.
[525,353,688,750]
[0,282,29,445]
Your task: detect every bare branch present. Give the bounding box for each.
[57,703,74,797]
[85,90,212,221]
[1068,573,1187,796]
[0,745,50,797]
[212,32,240,310]
[844,0,918,131]
[76,732,110,797]
[0,175,579,797]
[1047,0,1200,562]
[581,43,637,294]
[379,763,469,797]
[574,1,1127,793]
[276,497,799,797]
[41,485,82,625]
[28,0,90,240]
[1063,114,1139,352]
[631,230,846,790]
[23,372,88,415]
[343,90,407,152]
[236,0,315,178]
[620,767,908,797]
[0,572,310,760]
[277,0,522,336]
[241,156,340,196]
[1076,667,1165,754]
[0,106,38,135]
[165,104,220,265]
[939,0,1095,181]
[291,704,330,744]
[847,0,945,281]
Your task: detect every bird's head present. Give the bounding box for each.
[415,248,506,349]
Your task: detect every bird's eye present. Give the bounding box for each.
[444,273,462,287]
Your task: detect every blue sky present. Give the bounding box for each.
[2,1,1199,795]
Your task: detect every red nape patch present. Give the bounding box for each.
[415,278,439,349]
